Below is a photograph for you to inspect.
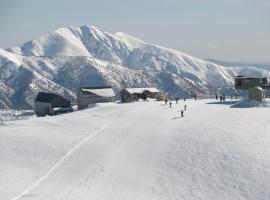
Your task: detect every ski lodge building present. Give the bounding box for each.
[121,87,160,102]
[34,92,72,116]
[77,86,115,110]
[235,76,268,101]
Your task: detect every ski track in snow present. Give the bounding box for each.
[12,124,108,200]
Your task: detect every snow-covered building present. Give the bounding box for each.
[121,87,160,102]
[77,86,115,110]
[235,76,268,101]
[34,92,72,116]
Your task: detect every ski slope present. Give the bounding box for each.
[1,100,270,200]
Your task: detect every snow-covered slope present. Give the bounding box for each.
[0,48,75,109]
[2,25,270,109]
[7,26,236,87]
[206,59,270,70]
[2,100,270,200]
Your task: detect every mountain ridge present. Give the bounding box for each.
[1,25,270,109]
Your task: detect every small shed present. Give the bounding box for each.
[248,86,264,101]
[121,87,160,102]
[77,86,115,110]
[34,92,72,116]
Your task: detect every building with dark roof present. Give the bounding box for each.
[235,76,268,90]
[235,76,269,101]
[121,87,160,102]
[77,86,115,110]
[34,92,72,116]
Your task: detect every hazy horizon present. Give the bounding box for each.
[1,0,270,62]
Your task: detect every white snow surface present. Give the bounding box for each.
[1,100,270,200]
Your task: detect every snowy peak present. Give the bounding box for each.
[7,27,92,57]
[0,48,22,66]
[1,25,270,109]
[7,25,130,64]
[115,32,146,51]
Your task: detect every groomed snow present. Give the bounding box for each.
[1,100,270,200]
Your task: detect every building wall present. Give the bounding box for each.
[235,78,263,90]
[34,102,53,116]
[248,87,264,101]
[121,90,138,102]
[77,91,114,110]
[121,89,160,102]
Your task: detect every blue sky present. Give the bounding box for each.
[1,0,269,62]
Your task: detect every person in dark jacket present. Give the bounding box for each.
[181,110,184,117]
[170,102,172,108]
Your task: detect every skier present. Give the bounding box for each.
[216,94,218,100]
[181,110,184,117]
[176,98,179,104]
[184,104,187,111]
[194,94,197,100]
[170,102,172,108]
[165,99,168,105]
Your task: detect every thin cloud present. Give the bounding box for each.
[258,0,270,7]
[202,42,220,51]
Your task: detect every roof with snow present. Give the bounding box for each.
[35,92,71,107]
[80,86,115,97]
[124,87,160,94]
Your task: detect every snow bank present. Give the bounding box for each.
[231,99,270,108]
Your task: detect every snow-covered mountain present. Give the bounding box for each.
[1,25,270,109]
[206,59,270,70]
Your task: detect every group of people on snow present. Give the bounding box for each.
[215,93,238,101]
[165,97,187,118]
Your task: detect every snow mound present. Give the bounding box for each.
[231,99,270,108]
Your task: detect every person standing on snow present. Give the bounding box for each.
[165,98,168,105]
[184,104,187,111]
[181,110,184,117]
[176,98,179,104]
[170,102,172,108]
